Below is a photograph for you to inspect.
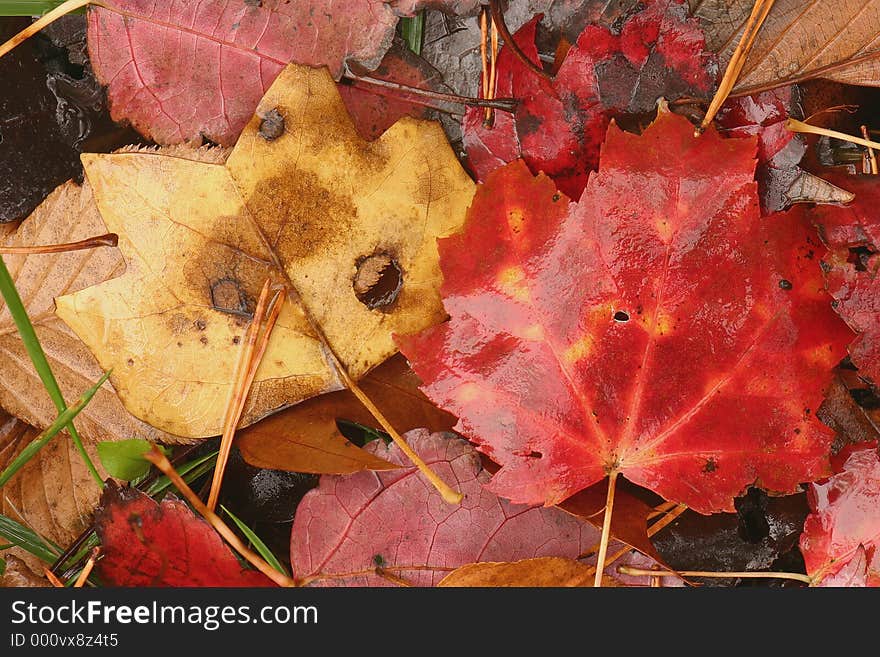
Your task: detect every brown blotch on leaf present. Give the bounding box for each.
[353,252,403,310]
[211,278,253,316]
[258,109,285,141]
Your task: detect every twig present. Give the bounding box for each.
[593,471,618,587]
[343,73,517,112]
[207,279,282,512]
[488,0,550,80]
[698,0,776,135]
[0,234,118,255]
[73,547,99,587]
[617,565,812,585]
[144,445,297,587]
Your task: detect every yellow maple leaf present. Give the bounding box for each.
[55,64,475,439]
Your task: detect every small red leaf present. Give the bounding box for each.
[400,111,852,514]
[800,444,880,587]
[463,0,715,199]
[95,483,275,587]
[290,430,605,586]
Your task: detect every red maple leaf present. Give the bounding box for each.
[290,430,621,586]
[94,483,275,587]
[811,174,880,386]
[399,111,851,514]
[715,87,806,215]
[800,444,880,587]
[462,0,715,200]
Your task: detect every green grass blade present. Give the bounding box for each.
[143,449,219,497]
[0,1,75,15]
[0,513,61,564]
[400,12,424,55]
[221,505,288,576]
[0,255,103,487]
[0,371,110,490]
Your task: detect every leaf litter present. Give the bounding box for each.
[5,0,880,588]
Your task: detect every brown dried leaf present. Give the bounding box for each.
[0,555,49,588]
[691,0,880,94]
[237,355,453,473]
[0,147,227,445]
[0,411,104,549]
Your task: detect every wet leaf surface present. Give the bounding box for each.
[462,0,716,199]
[95,482,275,587]
[810,174,880,386]
[801,444,880,586]
[400,111,851,513]
[290,430,604,586]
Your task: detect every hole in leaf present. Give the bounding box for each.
[613,310,630,322]
[353,252,403,310]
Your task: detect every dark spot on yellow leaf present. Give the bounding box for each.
[211,278,253,316]
[258,109,285,141]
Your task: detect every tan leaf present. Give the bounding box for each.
[0,148,227,445]
[691,0,880,93]
[55,64,475,439]
[437,557,623,587]
[237,354,455,473]
[0,411,104,549]
[0,555,49,588]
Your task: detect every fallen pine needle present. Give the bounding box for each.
[144,445,297,587]
[43,568,65,587]
[786,118,880,152]
[0,234,118,255]
[617,565,812,585]
[73,547,100,587]
[698,0,776,134]
[207,279,282,512]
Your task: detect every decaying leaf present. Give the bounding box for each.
[800,444,880,587]
[55,63,475,439]
[462,1,716,199]
[237,355,453,473]
[691,0,880,95]
[290,430,604,586]
[94,482,275,587]
[0,166,200,445]
[810,174,880,386]
[0,412,104,550]
[399,111,851,514]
